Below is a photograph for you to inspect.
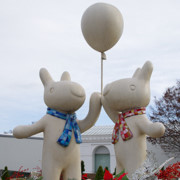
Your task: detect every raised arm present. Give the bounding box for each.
[137,115,165,138]
[13,117,45,139]
[101,96,119,123]
[77,92,101,133]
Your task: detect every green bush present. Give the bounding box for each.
[81,160,85,175]
[1,166,10,180]
[95,166,104,180]
[113,167,116,175]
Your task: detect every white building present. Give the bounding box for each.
[80,126,116,173]
[0,125,177,174]
[0,126,116,173]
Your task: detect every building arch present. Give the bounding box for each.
[93,145,110,173]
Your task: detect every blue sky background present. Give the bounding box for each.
[0,0,180,133]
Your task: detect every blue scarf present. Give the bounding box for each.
[47,107,82,147]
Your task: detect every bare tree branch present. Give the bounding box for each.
[147,80,180,153]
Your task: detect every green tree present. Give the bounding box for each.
[1,166,10,180]
[148,80,180,153]
[113,168,116,175]
[95,166,104,180]
[81,160,85,175]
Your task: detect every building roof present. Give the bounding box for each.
[82,125,114,136]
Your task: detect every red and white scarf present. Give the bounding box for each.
[112,107,146,144]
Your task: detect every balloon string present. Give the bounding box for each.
[101,52,106,95]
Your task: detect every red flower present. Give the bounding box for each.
[82,173,88,180]
[114,173,128,180]
[104,169,128,180]
[155,161,180,179]
[104,169,113,180]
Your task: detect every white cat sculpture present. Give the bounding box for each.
[101,61,165,177]
[13,68,101,180]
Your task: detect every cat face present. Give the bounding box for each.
[40,68,85,113]
[102,61,153,112]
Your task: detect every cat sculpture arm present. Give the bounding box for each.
[13,118,45,138]
[77,92,101,133]
[137,116,165,137]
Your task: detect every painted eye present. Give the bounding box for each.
[50,87,54,93]
[130,84,136,91]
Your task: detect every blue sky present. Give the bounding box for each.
[0,0,180,133]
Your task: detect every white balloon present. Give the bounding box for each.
[81,3,124,53]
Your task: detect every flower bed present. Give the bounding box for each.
[1,153,180,180]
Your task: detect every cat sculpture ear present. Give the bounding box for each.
[60,71,71,81]
[132,68,141,78]
[132,61,153,81]
[39,68,53,86]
